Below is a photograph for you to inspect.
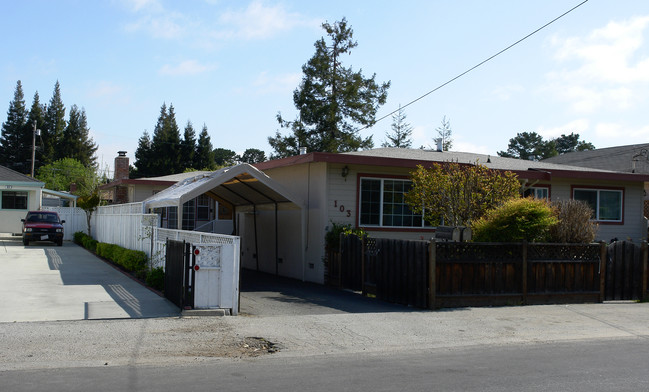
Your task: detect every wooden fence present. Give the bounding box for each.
[326,235,648,309]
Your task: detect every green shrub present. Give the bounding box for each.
[548,199,598,243]
[472,198,558,242]
[74,232,98,252]
[73,231,85,245]
[325,222,367,250]
[146,267,165,291]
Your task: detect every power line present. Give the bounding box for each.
[359,0,589,132]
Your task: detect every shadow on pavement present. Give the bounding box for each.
[40,242,179,319]
[240,269,418,316]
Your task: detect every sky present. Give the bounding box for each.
[1,0,649,177]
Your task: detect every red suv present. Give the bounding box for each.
[21,211,65,246]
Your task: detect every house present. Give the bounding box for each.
[0,165,44,233]
[142,147,649,284]
[543,143,649,215]
[100,152,232,232]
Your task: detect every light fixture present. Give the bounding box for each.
[341,166,349,179]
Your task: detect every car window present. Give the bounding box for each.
[25,213,59,223]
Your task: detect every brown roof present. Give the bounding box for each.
[255,148,649,183]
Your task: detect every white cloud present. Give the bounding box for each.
[252,71,301,94]
[158,60,215,76]
[491,84,524,101]
[217,1,319,40]
[595,122,649,141]
[87,81,124,99]
[124,12,187,39]
[546,15,649,113]
[535,119,590,139]
[120,0,162,13]
[550,15,649,84]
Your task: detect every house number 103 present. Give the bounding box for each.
[334,200,351,217]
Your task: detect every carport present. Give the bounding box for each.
[142,164,307,281]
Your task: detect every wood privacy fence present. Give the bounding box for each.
[325,235,649,309]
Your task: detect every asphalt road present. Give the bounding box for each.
[3,338,648,392]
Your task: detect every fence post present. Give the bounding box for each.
[642,241,648,302]
[522,241,528,305]
[599,241,607,302]
[428,239,436,310]
[361,234,366,295]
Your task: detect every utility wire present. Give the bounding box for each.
[359,0,589,132]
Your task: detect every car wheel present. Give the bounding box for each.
[57,240,63,247]
[23,239,29,246]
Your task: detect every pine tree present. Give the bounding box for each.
[434,116,453,151]
[150,103,181,175]
[269,18,390,158]
[194,124,215,170]
[180,120,196,170]
[381,105,413,148]
[43,81,67,163]
[0,81,29,172]
[58,105,97,167]
[133,130,153,178]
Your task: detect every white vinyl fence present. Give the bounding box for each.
[44,207,88,241]
[92,202,240,270]
[93,202,158,257]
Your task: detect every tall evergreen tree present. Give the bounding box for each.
[133,130,153,178]
[43,81,67,163]
[194,124,215,170]
[58,105,97,167]
[150,103,181,175]
[381,104,412,148]
[180,120,196,170]
[0,81,29,172]
[269,18,390,158]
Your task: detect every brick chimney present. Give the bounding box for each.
[114,151,129,180]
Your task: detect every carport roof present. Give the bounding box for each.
[142,163,304,210]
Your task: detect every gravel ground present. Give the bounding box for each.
[2,302,649,372]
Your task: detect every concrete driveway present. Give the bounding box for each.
[0,234,179,322]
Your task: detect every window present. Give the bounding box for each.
[182,199,195,230]
[1,191,28,210]
[523,186,549,200]
[196,194,210,221]
[359,178,427,228]
[573,188,622,222]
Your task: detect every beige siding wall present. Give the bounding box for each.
[326,163,432,240]
[0,187,42,233]
[132,184,168,203]
[548,178,646,242]
[262,163,329,283]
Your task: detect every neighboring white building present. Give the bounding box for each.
[0,165,44,234]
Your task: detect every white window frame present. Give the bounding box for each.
[358,177,429,229]
[525,186,549,200]
[573,188,623,222]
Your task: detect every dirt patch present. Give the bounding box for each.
[181,336,281,359]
